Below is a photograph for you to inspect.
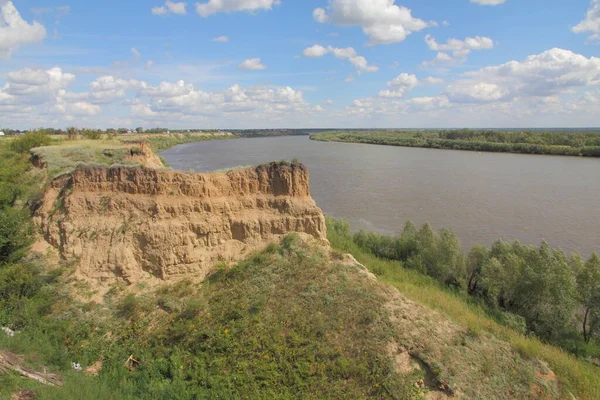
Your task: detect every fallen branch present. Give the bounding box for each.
[0,350,63,387]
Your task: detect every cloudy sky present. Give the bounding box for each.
[1,0,599,129]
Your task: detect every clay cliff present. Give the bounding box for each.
[37,162,327,285]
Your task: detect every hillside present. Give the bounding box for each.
[0,135,597,399]
[1,234,563,399]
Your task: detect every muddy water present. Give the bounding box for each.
[161,136,600,256]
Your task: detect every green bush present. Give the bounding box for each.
[0,208,33,264]
[10,132,52,154]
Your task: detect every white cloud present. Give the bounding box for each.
[302,45,378,73]
[152,6,168,15]
[238,58,267,70]
[420,52,453,67]
[145,60,154,69]
[378,73,418,98]
[470,0,506,5]
[422,34,494,66]
[424,76,445,84]
[446,48,600,104]
[377,74,444,98]
[573,0,600,42]
[152,1,187,15]
[0,1,46,59]
[166,0,187,14]
[212,35,230,42]
[196,0,281,17]
[313,8,328,23]
[312,0,429,45]
[0,67,75,105]
[446,82,510,103]
[303,44,330,57]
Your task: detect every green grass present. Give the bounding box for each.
[326,218,600,400]
[30,142,140,177]
[0,236,419,399]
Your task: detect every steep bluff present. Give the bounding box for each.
[37,162,327,285]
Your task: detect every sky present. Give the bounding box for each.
[0,0,599,129]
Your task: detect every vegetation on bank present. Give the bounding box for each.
[145,132,237,153]
[326,218,600,399]
[311,130,600,157]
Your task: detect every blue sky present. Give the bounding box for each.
[1,0,599,129]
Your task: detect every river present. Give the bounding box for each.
[161,136,600,257]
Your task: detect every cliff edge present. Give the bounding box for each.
[37,162,327,285]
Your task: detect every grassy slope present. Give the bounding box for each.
[326,218,600,400]
[1,234,574,399]
[0,237,414,399]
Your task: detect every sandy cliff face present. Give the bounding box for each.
[37,162,327,285]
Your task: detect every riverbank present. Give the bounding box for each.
[310,130,600,157]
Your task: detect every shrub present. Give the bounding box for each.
[0,208,34,264]
[10,132,52,154]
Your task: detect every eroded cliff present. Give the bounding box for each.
[37,162,327,285]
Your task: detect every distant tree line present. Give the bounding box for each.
[311,130,600,157]
[350,221,600,357]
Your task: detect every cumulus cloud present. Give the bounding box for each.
[152,1,187,16]
[573,0,600,42]
[424,76,445,84]
[346,94,451,117]
[196,0,281,17]
[0,64,323,125]
[446,48,600,103]
[470,0,507,5]
[151,6,168,15]
[212,35,230,42]
[377,73,444,98]
[238,58,267,70]
[0,67,75,105]
[302,45,378,73]
[378,73,418,98]
[421,34,494,66]
[420,52,453,68]
[0,1,46,59]
[312,0,429,45]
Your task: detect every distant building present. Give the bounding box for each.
[0,131,4,136]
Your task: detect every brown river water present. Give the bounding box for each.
[161,136,600,257]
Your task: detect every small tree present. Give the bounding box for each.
[135,127,143,133]
[66,127,78,140]
[577,253,600,342]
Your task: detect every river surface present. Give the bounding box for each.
[161,136,600,257]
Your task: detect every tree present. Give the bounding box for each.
[577,253,600,342]
[66,127,78,140]
[509,242,577,340]
[467,245,490,295]
[136,127,143,133]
